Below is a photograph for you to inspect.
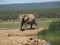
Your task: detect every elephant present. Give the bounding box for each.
[19,14,38,31]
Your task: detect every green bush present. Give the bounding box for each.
[48,21,60,32]
[38,21,60,36]
[38,21,60,37]
[38,21,60,45]
[38,29,48,36]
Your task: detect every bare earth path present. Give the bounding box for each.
[0,28,46,45]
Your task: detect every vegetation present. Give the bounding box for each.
[0,9,60,21]
[38,21,60,45]
[0,9,60,45]
[48,21,60,33]
[0,18,59,30]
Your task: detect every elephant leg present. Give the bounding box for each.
[20,18,25,31]
[30,24,33,29]
[24,23,27,30]
[35,23,38,28]
[20,22,22,30]
[32,19,38,29]
[20,22,24,31]
[34,21,39,29]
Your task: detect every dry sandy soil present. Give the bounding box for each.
[0,28,46,45]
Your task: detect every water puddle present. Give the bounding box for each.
[46,42,51,45]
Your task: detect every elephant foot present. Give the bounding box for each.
[20,29,25,31]
[30,28,37,30]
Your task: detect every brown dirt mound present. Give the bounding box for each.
[0,36,31,45]
[0,28,46,45]
[0,36,47,45]
[0,28,44,37]
[0,37,12,45]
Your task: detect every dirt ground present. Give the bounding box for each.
[0,28,46,45]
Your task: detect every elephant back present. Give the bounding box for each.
[26,14,35,22]
[19,14,35,22]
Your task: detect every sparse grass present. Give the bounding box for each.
[0,22,20,30]
[0,18,59,30]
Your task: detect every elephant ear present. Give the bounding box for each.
[19,15,21,21]
[19,14,28,22]
[19,15,24,22]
